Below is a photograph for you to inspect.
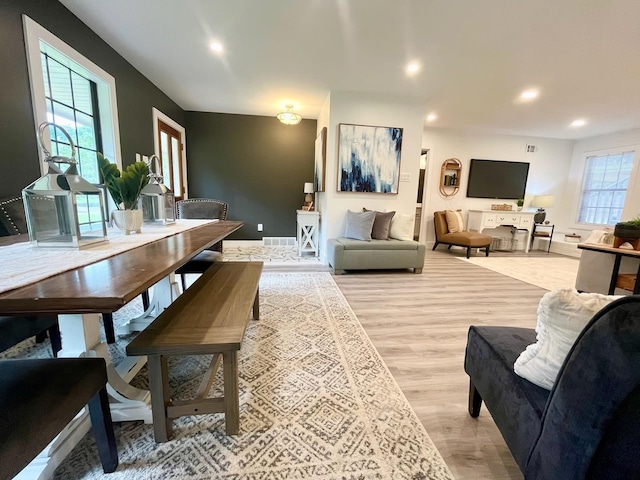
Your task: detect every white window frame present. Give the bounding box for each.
[573,145,640,227]
[152,107,189,199]
[22,15,122,174]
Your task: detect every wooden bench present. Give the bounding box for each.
[126,261,263,442]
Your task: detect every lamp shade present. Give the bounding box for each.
[303,182,314,194]
[531,195,555,209]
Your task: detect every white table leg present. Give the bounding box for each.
[117,273,180,334]
[20,313,153,479]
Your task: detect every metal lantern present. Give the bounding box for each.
[139,154,176,225]
[22,122,108,248]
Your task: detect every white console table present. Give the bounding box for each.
[467,210,536,253]
[297,210,320,256]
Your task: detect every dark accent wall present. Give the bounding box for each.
[185,112,316,239]
[0,0,184,198]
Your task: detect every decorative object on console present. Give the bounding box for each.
[303,182,315,211]
[516,198,524,211]
[491,203,513,211]
[140,155,175,225]
[276,104,302,125]
[531,195,554,224]
[337,123,402,194]
[314,127,327,192]
[22,122,108,248]
[613,217,640,250]
[439,158,461,197]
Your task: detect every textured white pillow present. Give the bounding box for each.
[514,288,620,390]
[389,213,414,241]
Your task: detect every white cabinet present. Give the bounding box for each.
[467,210,536,252]
[297,210,320,256]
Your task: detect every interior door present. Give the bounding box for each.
[157,119,185,200]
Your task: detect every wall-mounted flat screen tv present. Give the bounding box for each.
[466,159,530,199]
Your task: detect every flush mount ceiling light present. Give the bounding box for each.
[406,61,421,75]
[276,104,302,125]
[571,119,586,127]
[426,113,437,122]
[209,41,224,53]
[520,89,539,100]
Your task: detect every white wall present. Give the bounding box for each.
[421,128,574,243]
[558,128,640,236]
[317,91,425,262]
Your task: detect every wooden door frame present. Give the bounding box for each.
[152,107,188,199]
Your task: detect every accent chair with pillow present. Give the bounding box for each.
[432,210,492,258]
[464,290,640,479]
[327,210,425,274]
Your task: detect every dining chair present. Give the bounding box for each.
[0,314,61,357]
[175,198,229,290]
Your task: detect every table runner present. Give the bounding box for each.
[0,219,216,294]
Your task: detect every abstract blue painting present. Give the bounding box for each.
[338,123,403,193]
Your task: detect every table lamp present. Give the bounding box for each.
[303,182,314,210]
[531,195,554,224]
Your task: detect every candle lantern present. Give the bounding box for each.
[22,122,108,248]
[139,154,176,225]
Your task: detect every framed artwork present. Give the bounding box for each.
[314,127,327,192]
[337,123,403,193]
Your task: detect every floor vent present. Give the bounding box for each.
[263,237,296,246]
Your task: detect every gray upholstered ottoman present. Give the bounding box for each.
[327,237,425,274]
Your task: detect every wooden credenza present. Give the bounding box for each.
[467,210,536,253]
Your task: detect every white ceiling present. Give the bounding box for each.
[59,0,640,140]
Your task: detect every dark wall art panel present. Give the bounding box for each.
[337,123,403,194]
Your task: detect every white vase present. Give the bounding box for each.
[111,209,143,235]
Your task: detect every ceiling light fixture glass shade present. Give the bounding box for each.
[277,104,302,125]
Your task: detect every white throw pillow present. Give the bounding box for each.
[514,288,620,390]
[389,213,414,241]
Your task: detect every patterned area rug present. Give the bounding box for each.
[458,256,580,291]
[4,273,452,479]
[223,245,322,265]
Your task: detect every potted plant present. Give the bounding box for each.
[613,216,640,249]
[516,198,524,211]
[98,153,150,234]
[614,216,640,240]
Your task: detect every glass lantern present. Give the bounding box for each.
[140,154,176,225]
[22,122,108,248]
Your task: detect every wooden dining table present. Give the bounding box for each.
[0,220,242,479]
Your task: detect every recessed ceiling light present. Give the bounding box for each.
[426,113,437,122]
[571,119,586,127]
[209,41,224,53]
[406,62,421,75]
[520,89,539,100]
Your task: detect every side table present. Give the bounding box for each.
[530,223,554,253]
[297,210,320,257]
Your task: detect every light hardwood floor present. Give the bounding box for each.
[266,248,565,479]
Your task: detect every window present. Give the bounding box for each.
[577,151,635,225]
[23,15,122,175]
[41,49,103,183]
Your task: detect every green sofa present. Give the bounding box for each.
[327,237,425,275]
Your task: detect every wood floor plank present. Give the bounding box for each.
[257,247,567,479]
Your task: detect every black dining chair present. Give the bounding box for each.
[175,198,229,291]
